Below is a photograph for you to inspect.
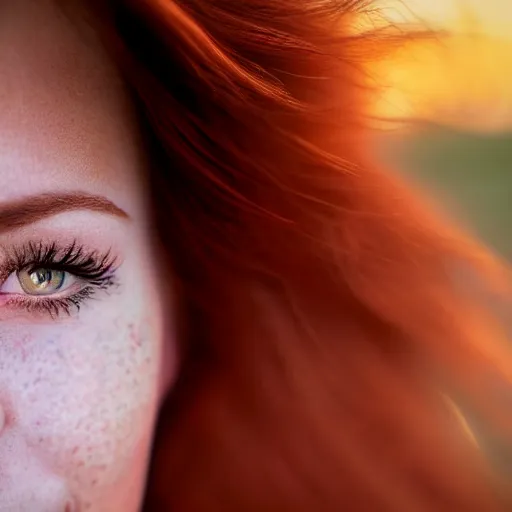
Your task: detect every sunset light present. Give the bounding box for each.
[372,0,512,131]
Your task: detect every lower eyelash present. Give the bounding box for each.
[0,241,119,319]
[6,275,117,319]
[6,286,97,318]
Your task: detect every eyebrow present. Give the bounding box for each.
[0,192,129,234]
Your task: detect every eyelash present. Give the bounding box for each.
[1,241,118,318]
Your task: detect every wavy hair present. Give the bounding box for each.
[89,0,511,510]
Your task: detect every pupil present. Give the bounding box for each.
[30,269,52,287]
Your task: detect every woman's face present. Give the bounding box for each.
[0,1,176,510]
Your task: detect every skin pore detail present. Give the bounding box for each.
[2,0,509,510]
[0,1,177,510]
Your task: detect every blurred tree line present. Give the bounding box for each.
[380,122,512,258]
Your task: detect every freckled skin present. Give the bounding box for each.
[0,1,176,510]
[0,320,160,509]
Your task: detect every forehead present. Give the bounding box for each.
[0,0,146,207]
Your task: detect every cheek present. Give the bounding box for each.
[0,318,161,492]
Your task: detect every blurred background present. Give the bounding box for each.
[368,0,512,257]
[367,0,512,472]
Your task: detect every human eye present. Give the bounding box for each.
[0,240,118,318]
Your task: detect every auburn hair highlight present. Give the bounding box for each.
[89,0,512,510]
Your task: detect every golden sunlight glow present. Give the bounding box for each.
[372,1,512,131]
[381,0,511,39]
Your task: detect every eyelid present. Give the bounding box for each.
[3,240,118,279]
[0,240,119,318]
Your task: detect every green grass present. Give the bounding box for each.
[381,123,512,257]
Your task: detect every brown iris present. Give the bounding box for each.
[18,268,66,296]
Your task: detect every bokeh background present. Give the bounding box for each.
[368,0,512,473]
[369,0,512,257]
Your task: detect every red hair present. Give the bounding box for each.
[91,0,511,509]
